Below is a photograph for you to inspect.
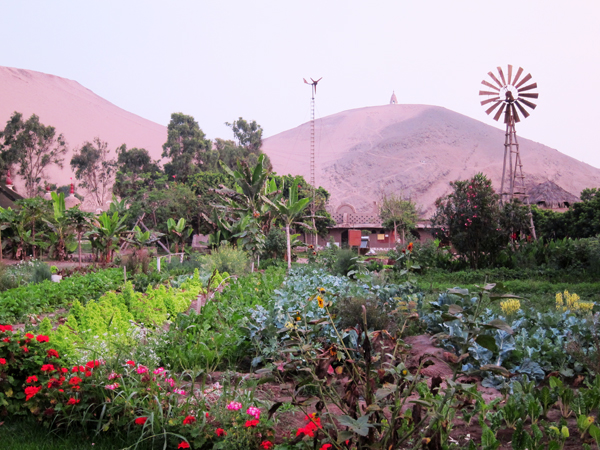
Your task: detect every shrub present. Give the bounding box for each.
[332,248,359,276]
[202,244,249,276]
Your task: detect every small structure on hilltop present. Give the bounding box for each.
[43,184,53,201]
[390,91,398,104]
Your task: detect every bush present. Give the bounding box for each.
[201,244,249,276]
[332,248,359,276]
[262,228,287,260]
[31,262,52,284]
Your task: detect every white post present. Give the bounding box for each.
[157,256,161,273]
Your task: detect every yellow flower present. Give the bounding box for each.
[317,296,324,308]
[296,316,301,321]
[556,290,594,315]
[318,287,326,294]
[500,299,521,317]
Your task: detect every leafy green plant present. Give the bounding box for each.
[201,243,249,276]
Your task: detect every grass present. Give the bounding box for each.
[0,418,131,450]
[415,270,600,312]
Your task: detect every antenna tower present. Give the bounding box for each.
[479,64,538,238]
[303,77,322,247]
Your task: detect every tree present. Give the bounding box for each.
[43,192,77,261]
[70,138,117,208]
[379,193,419,244]
[87,211,128,264]
[64,206,94,267]
[162,113,211,181]
[431,173,505,269]
[225,117,263,154]
[1,112,67,197]
[113,145,162,198]
[264,184,312,270]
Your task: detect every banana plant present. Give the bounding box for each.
[129,226,164,257]
[167,217,192,254]
[87,211,128,264]
[43,192,77,261]
[263,183,313,270]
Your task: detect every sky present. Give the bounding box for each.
[1,1,599,167]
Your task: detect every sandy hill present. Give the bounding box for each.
[0,66,166,194]
[262,104,600,217]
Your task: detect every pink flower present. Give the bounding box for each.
[173,388,186,395]
[165,377,175,387]
[108,372,119,380]
[246,406,261,419]
[153,367,165,375]
[136,365,148,374]
[105,383,120,390]
[227,401,242,411]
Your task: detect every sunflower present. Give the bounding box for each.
[317,296,324,308]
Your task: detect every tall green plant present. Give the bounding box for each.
[87,211,128,263]
[167,217,191,254]
[264,184,312,270]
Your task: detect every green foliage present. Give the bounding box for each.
[162,112,212,181]
[0,112,67,197]
[379,192,419,243]
[70,138,116,208]
[200,244,249,276]
[262,227,287,260]
[0,268,124,323]
[113,145,162,199]
[432,173,506,269]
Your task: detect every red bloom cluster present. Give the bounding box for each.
[25,333,34,340]
[67,397,80,405]
[245,419,259,428]
[320,444,333,450]
[296,413,321,437]
[183,415,196,425]
[25,385,42,401]
[0,358,6,365]
[260,441,274,449]
[41,364,55,372]
[215,428,226,437]
[36,335,49,343]
[26,375,38,383]
[47,349,60,359]
[0,324,13,332]
[178,442,190,449]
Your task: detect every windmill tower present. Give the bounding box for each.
[303,77,322,247]
[479,65,538,238]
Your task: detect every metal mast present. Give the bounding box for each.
[479,65,539,238]
[303,77,322,247]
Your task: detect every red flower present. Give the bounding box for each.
[135,417,148,425]
[260,441,274,449]
[36,335,49,343]
[47,349,60,359]
[126,360,135,366]
[2,338,10,343]
[177,442,190,449]
[25,333,34,339]
[215,428,226,437]
[67,397,80,405]
[407,242,414,252]
[22,346,29,353]
[26,376,38,383]
[25,385,42,401]
[183,415,196,425]
[84,371,92,377]
[69,376,82,386]
[85,361,95,369]
[245,419,259,428]
[320,444,332,450]
[72,366,79,373]
[41,364,55,372]
[0,325,13,332]
[0,358,6,365]
[61,367,68,373]
[297,414,321,437]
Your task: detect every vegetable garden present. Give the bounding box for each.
[1,240,599,450]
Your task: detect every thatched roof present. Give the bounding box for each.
[528,180,579,209]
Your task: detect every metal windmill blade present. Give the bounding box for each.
[479,65,538,122]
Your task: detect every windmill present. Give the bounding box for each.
[479,65,538,238]
[303,77,322,247]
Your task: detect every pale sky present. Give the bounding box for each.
[2,1,599,167]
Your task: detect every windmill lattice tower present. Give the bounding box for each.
[479,65,538,238]
[303,77,322,247]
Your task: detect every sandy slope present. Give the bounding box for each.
[262,104,600,216]
[0,66,166,194]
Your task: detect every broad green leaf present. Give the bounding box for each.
[475,334,498,353]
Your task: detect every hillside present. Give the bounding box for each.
[262,104,600,216]
[0,66,166,194]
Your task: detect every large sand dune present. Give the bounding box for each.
[262,104,600,216]
[0,66,166,192]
